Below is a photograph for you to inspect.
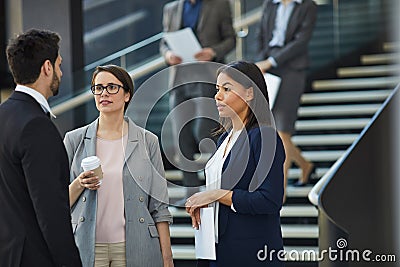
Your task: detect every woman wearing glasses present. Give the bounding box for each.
[64,65,174,267]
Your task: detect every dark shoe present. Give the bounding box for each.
[292,180,308,187]
[293,165,317,187]
[307,165,318,180]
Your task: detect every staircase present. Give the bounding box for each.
[166,42,400,266]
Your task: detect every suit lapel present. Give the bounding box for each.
[84,119,98,157]
[197,0,211,33]
[221,130,250,190]
[84,117,138,160]
[285,2,301,41]
[267,1,279,41]
[173,0,185,30]
[84,117,139,162]
[124,117,139,162]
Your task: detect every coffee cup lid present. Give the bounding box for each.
[81,156,101,171]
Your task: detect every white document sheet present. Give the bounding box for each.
[163,28,202,63]
[263,73,281,109]
[194,207,216,260]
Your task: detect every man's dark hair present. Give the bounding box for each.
[6,28,61,85]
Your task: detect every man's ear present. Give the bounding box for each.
[246,87,254,101]
[42,60,53,77]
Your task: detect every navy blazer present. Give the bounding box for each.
[200,126,285,267]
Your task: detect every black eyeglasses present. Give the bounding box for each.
[90,83,124,95]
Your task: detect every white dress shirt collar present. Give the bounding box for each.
[15,84,56,118]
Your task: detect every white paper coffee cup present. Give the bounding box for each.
[81,156,103,184]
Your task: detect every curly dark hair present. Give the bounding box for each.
[6,28,61,85]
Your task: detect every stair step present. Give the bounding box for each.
[196,150,343,164]
[383,42,400,52]
[337,65,400,77]
[168,185,315,199]
[170,224,318,239]
[280,205,318,217]
[298,104,380,117]
[301,150,343,161]
[312,77,400,91]
[292,134,357,146]
[171,245,195,260]
[295,118,370,131]
[286,167,329,180]
[361,53,400,65]
[166,167,329,181]
[285,185,313,198]
[169,204,318,219]
[301,90,392,104]
[172,244,319,261]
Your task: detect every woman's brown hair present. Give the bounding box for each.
[91,64,134,112]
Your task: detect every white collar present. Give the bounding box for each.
[273,0,302,4]
[15,84,56,118]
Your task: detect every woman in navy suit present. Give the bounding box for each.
[186,61,285,266]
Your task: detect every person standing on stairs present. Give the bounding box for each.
[255,0,318,202]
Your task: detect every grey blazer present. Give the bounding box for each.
[160,0,236,88]
[64,117,172,267]
[257,0,317,69]
[160,0,236,63]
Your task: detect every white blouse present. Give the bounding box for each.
[205,129,242,243]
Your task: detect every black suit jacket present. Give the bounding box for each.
[257,0,317,69]
[0,91,81,266]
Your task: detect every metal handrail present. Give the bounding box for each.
[308,154,344,205]
[52,56,166,115]
[52,6,264,116]
[84,32,164,72]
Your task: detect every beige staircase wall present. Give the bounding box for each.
[0,88,12,103]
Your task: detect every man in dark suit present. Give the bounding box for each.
[255,0,317,201]
[0,29,82,266]
[160,0,236,204]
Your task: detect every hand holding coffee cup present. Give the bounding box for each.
[77,170,101,190]
[81,156,103,189]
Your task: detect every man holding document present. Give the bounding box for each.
[160,0,236,203]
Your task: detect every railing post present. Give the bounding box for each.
[120,54,126,69]
[333,0,340,58]
[234,0,243,60]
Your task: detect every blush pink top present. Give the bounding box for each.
[95,134,128,243]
